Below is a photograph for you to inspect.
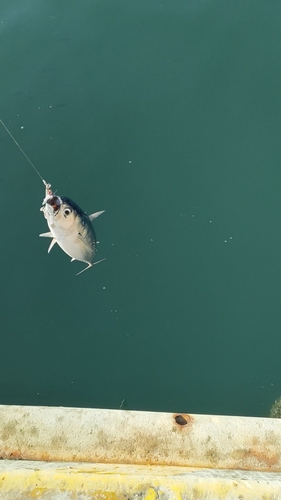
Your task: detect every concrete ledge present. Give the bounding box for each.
[0,405,281,471]
[1,461,281,500]
[1,405,281,499]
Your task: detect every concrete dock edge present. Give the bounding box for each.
[0,405,281,499]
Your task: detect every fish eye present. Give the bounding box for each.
[63,207,72,217]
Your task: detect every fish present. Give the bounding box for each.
[0,120,106,275]
[40,182,105,275]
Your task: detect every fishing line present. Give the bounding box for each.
[0,118,47,185]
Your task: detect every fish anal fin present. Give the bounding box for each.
[89,210,105,221]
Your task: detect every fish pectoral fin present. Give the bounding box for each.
[39,231,53,238]
[48,238,57,253]
[77,232,93,251]
[89,210,105,221]
[39,232,57,253]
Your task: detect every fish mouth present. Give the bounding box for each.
[46,196,62,214]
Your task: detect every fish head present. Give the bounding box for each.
[41,194,83,234]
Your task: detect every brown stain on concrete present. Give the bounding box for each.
[1,421,18,442]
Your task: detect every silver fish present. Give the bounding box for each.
[40,182,105,275]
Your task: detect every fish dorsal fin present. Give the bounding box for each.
[89,210,105,221]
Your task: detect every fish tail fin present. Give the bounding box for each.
[76,258,106,276]
[76,264,92,276]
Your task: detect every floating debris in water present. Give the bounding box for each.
[119,398,128,410]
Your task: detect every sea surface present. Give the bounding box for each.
[1,0,281,417]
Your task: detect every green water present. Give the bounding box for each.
[1,0,281,417]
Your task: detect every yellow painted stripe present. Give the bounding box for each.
[1,461,281,499]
